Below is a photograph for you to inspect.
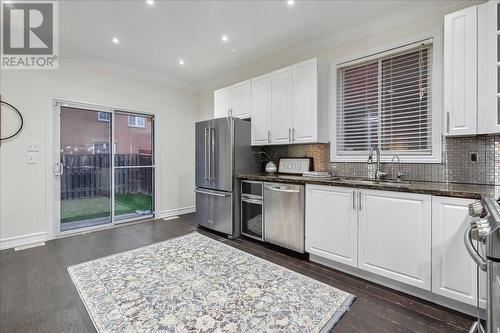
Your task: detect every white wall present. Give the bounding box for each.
[0,58,199,246]
[198,2,476,118]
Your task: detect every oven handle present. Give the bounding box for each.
[241,197,263,205]
[464,225,487,272]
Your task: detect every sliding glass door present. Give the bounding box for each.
[56,103,154,234]
[114,112,154,222]
[59,106,113,231]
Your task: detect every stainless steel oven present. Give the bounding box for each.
[240,180,263,240]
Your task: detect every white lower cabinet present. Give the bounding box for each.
[305,185,357,267]
[305,185,486,308]
[432,196,486,308]
[358,189,432,290]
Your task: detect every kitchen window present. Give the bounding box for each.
[332,33,442,163]
[128,115,146,128]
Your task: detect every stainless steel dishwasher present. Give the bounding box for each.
[263,182,305,253]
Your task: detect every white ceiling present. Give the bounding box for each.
[59,0,459,88]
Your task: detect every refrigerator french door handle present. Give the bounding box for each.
[209,127,215,180]
[204,127,210,180]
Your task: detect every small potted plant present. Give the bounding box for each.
[253,148,278,173]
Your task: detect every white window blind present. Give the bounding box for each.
[336,43,432,157]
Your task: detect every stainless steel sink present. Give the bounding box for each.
[331,177,411,188]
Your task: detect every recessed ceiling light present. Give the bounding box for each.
[221,35,229,42]
[287,0,295,5]
[146,0,154,5]
[178,59,185,65]
[112,37,120,44]
[231,49,236,52]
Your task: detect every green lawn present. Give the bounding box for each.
[61,193,152,223]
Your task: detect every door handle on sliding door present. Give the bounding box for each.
[54,162,64,176]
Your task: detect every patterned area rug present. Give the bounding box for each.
[68,232,355,332]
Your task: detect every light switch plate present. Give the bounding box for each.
[27,143,39,152]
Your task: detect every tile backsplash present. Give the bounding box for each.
[256,135,500,185]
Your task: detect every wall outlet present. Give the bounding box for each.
[470,152,477,162]
[26,154,37,164]
[27,143,39,152]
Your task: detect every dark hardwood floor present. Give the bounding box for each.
[0,214,474,332]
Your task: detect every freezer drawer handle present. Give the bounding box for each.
[194,189,231,197]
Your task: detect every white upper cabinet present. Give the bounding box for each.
[251,74,272,145]
[305,185,358,267]
[213,57,328,145]
[478,0,500,134]
[213,80,251,119]
[444,1,500,135]
[431,196,486,308]
[271,67,293,144]
[214,87,231,119]
[292,58,318,143]
[444,5,477,136]
[358,189,432,290]
[231,80,251,119]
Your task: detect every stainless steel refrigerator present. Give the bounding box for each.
[195,117,258,237]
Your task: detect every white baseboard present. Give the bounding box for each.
[157,206,195,219]
[0,207,195,250]
[0,232,47,251]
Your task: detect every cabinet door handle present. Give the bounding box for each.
[352,191,356,210]
[446,111,450,133]
[288,128,291,142]
[358,192,362,211]
[292,128,296,141]
[267,130,271,143]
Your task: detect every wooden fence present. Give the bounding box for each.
[61,154,153,200]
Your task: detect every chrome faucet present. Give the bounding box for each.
[367,146,387,180]
[391,154,405,181]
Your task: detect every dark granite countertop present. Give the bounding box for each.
[237,173,500,200]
